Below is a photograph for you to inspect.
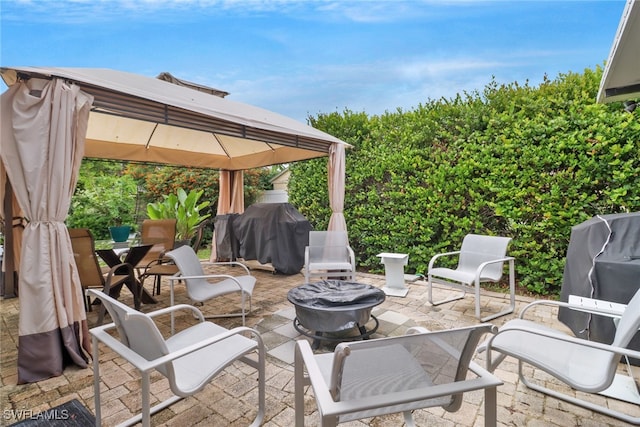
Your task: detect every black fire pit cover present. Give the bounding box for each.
[287,280,386,332]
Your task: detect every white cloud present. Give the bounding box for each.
[397,59,507,80]
[211,52,537,121]
[1,0,475,25]
[1,0,619,122]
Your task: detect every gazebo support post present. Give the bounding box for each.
[2,177,17,298]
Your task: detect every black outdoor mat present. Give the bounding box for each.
[8,399,95,426]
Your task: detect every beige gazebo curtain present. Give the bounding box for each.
[219,169,245,215]
[1,162,26,297]
[0,77,93,383]
[327,143,347,232]
[210,169,245,261]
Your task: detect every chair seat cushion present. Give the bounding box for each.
[146,264,179,276]
[166,321,258,394]
[316,344,449,422]
[491,319,617,392]
[188,275,256,303]
[308,262,354,271]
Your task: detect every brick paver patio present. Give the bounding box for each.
[1,264,638,426]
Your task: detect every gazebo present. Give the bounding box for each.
[0,66,349,383]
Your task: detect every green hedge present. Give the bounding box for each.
[290,66,640,295]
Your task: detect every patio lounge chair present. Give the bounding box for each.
[304,230,356,283]
[166,245,256,329]
[483,289,640,425]
[68,227,135,325]
[426,234,515,322]
[294,324,502,426]
[88,289,265,427]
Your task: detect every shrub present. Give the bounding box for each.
[291,66,640,295]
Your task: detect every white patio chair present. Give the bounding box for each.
[427,233,515,322]
[304,231,356,283]
[88,289,265,427]
[483,288,640,425]
[166,245,256,329]
[294,324,502,426]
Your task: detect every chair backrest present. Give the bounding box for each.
[308,231,350,263]
[68,228,104,289]
[166,245,209,290]
[457,234,511,281]
[190,219,210,253]
[139,219,177,265]
[88,289,174,379]
[330,324,493,414]
[612,288,640,348]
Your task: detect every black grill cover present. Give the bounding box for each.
[233,203,313,275]
[558,212,640,361]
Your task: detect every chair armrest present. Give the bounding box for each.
[294,339,336,408]
[476,256,514,267]
[518,298,626,320]
[141,256,173,271]
[168,273,249,291]
[485,321,640,371]
[202,261,252,275]
[428,251,461,270]
[168,273,247,281]
[104,262,134,284]
[91,328,158,371]
[567,295,626,318]
[151,325,262,368]
[91,324,262,373]
[347,246,356,267]
[473,256,515,282]
[474,256,514,271]
[467,359,504,389]
[144,303,205,322]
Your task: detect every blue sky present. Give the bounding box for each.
[0,0,627,122]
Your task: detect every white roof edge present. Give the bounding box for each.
[597,0,640,103]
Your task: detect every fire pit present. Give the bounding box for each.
[287,280,386,349]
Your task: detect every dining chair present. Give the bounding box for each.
[68,227,135,324]
[137,218,178,295]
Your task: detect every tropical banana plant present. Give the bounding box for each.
[147,188,212,241]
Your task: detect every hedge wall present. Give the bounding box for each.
[289,66,640,295]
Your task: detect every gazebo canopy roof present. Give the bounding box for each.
[1,66,348,170]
